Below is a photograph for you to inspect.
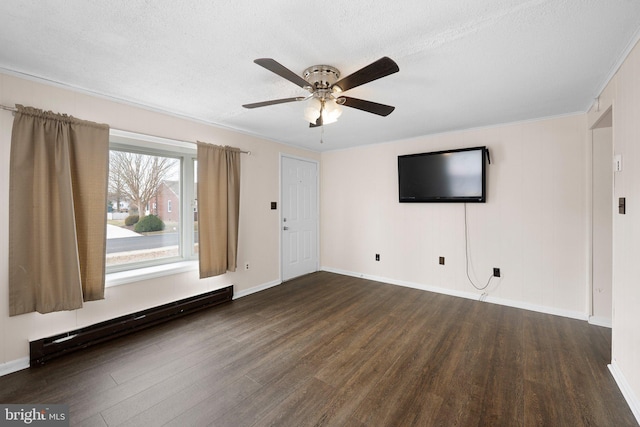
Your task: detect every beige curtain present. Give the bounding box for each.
[197,142,241,278]
[9,105,110,316]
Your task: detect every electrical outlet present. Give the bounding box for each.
[493,267,501,277]
[375,254,380,261]
[245,262,250,270]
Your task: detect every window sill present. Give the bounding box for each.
[106,261,199,288]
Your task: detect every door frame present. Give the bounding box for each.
[588,105,614,328]
[279,153,320,282]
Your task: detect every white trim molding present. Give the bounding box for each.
[321,267,589,322]
[0,357,29,377]
[609,361,640,424]
[233,279,282,300]
[588,316,612,328]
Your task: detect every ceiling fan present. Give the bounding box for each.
[242,57,399,127]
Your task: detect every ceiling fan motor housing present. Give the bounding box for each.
[303,65,341,91]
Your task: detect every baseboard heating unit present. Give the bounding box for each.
[30,285,233,366]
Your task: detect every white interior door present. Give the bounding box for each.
[281,156,318,281]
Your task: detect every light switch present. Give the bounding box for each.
[614,154,623,172]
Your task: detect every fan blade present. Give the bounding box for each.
[254,58,311,89]
[242,97,305,109]
[332,57,399,92]
[338,97,395,116]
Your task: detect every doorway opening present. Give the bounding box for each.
[590,106,613,327]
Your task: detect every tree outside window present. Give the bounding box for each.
[107,149,185,269]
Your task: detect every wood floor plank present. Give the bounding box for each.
[250,377,336,427]
[351,296,462,425]
[119,374,261,427]
[0,271,636,426]
[70,327,281,423]
[160,375,262,427]
[474,306,525,426]
[99,349,236,425]
[210,364,317,427]
[73,413,108,427]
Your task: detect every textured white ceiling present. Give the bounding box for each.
[1,0,639,151]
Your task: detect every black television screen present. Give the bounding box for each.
[398,146,487,203]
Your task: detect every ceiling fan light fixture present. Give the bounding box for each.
[322,98,342,124]
[304,97,322,123]
[304,97,343,125]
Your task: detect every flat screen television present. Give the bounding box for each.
[398,146,487,203]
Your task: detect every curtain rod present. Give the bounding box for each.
[0,104,250,155]
[0,104,17,112]
[112,128,251,155]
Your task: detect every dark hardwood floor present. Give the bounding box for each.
[1,272,637,426]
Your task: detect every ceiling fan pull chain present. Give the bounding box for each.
[320,125,324,144]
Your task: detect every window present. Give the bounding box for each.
[106,130,197,273]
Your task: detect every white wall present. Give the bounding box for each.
[321,114,589,318]
[0,72,320,368]
[588,39,640,421]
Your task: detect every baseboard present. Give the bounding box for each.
[233,279,282,299]
[321,267,588,321]
[589,315,613,328]
[484,294,588,321]
[322,266,481,299]
[0,357,29,377]
[609,361,640,424]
